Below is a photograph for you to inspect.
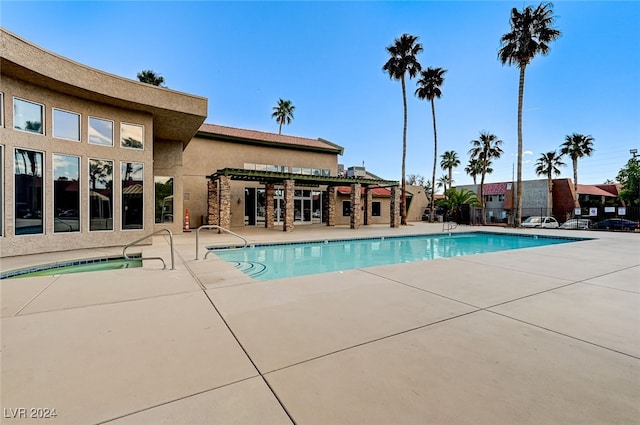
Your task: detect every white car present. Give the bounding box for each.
[521,216,559,229]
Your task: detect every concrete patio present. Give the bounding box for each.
[1,223,638,424]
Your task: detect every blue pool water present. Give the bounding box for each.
[211,232,586,281]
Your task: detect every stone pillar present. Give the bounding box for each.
[207,179,219,226]
[350,183,361,229]
[219,175,231,229]
[265,183,275,229]
[390,185,400,228]
[327,186,336,227]
[283,179,295,232]
[364,187,373,225]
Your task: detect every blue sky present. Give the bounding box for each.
[2,1,639,190]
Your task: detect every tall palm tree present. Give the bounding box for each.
[469,132,504,225]
[535,151,565,215]
[560,133,595,207]
[416,67,447,222]
[271,99,295,135]
[465,158,490,185]
[137,70,165,87]
[383,33,423,225]
[498,2,561,226]
[440,150,460,191]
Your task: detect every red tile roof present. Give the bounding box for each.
[198,123,343,154]
[576,184,618,197]
[336,186,393,197]
[482,182,508,195]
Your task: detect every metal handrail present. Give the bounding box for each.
[195,225,248,260]
[442,221,458,232]
[123,228,175,270]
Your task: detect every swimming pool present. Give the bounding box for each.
[1,256,142,280]
[210,232,587,281]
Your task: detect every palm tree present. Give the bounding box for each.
[440,150,460,191]
[416,67,447,222]
[560,133,595,207]
[535,151,565,215]
[137,70,165,87]
[437,174,451,194]
[271,99,295,135]
[440,188,480,222]
[469,132,504,225]
[383,33,423,225]
[498,2,561,226]
[465,158,490,185]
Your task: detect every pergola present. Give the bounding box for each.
[207,168,401,231]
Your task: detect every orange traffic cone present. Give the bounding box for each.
[184,208,191,232]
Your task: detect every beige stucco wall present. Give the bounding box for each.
[183,136,340,228]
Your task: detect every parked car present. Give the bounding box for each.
[559,218,593,230]
[592,218,640,231]
[422,208,445,222]
[521,216,559,229]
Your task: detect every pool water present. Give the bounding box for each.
[212,232,586,281]
[2,257,142,280]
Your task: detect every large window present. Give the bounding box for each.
[14,148,44,235]
[88,117,114,146]
[14,98,44,134]
[154,176,173,223]
[372,201,381,217]
[53,108,80,141]
[121,123,144,149]
[53,154,80,233]
[122,162,144,230]
[89,158,113,231]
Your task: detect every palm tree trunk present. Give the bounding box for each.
[547,174,553,216]
[430,98,437,222]
[401,76,408,225]
[278,122,283,135]
[516,66,526,227]
[480,167,486,225]
[573,158,579,207]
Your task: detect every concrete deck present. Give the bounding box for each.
[1,223,638,424]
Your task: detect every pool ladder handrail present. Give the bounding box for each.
[442,220,458,233]
[196,225,248,260]
[123,228,175,270]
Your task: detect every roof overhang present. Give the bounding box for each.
[1,28,207,147]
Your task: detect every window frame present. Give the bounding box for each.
[154,175,174,224]
[52,107,81,142]
[372,201,381,217]
[0,145,3,236]
[52,153,81,234]
[0,92,4,128]
[121,161,144,231]
[88,116,114,147]
[120,122,145,150]
[88,157,115,232]
[14,147,45,236]
[342,200,351,217]
[13,97,45,136]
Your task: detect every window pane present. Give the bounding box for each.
[121,123,144,149]
[154,176,173,223]
[343,200,351,216]
[0,146,3,236]
[54,154,80,232]
[88,117,113,146]
[89,158,113,231]
[372,201,381,217]
[14,149,43,234]
[14,98,43,134]
[122,162,144,229]
[53,109,80,141]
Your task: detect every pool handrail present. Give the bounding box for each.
[195,225,248,260]
[443,221,458,232]
[123,228,175,270]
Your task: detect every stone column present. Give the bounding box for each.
[219,175,231,229]
[265,183,275,229]
[390,185,400,228]
[327,186,336,227]
[364,187,373,225]
[207,179,219,226]
[350,183,361,229]
[283,179,295,232]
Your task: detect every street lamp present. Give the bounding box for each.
[631,149,640,211]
